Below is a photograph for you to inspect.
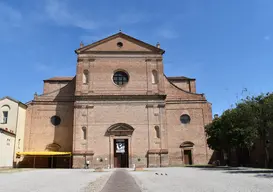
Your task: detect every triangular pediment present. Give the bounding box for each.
[107,123,134,132]
[75,32,165,54]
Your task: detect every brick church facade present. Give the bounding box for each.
[23,32,212,168]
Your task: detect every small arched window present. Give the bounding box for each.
[1,105,10,124]
[82,127,87,140]
[83,70,89,84]
[155,126,160,138]
[152,70,158,84]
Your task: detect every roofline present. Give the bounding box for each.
[75,32,165,55]
[43,76,75,82]
[0,127,16,136]
[43,79,74,82]
[164,74,205,97]
[167,76,196,81]
[0,96,27,108]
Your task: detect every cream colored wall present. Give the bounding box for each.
[14,105,26,162]
[0,98,27,167]
[0,132,15,167]
[0,98,19,133]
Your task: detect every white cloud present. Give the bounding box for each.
[156,28,179,39]
[0,2,22,27]
[264,35,271,41]
[44,0,98,30]
[44,0,150,30]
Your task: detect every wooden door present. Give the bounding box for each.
[184,150,192,165]
[114,139,129,168]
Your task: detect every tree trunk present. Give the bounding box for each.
[264,140,269,168]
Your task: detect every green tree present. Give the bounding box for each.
[206,92,273,168]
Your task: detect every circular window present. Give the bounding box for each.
[117,42,123,48]
[113,71,129,86]
[180,114,191,124]
[51,116,61,126]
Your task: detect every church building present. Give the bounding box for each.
[21,32,212,168]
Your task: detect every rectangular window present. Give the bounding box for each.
[3,111,8,124]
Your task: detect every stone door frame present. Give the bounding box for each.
[109,135,132,168]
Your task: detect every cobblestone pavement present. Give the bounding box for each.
[100,169,141,192]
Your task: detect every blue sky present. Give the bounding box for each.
[1,0,273,115]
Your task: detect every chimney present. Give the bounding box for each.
[80,41,84,48]
[214,114,219,119]
[156,42,160,48]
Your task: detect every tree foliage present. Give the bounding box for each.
[205,92,273,167]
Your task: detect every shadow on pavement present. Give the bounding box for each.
[186,165,273,178]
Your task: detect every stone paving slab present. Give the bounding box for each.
[100,169,141,192]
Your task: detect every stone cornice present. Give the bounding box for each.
[75,95,166,101]
[146,104,154,108]
[31,100,74,105]
[156,58,163,62]
[147,149,168,154]
[80,51,160,55]
[166,100,208,104]
[158,103,165,108]
[73,150,94,155]
[77,58,95,62]
[74,105,94,109]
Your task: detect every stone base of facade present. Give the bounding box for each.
[147,149,169,167]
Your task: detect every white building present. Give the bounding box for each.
[0,96,27,168]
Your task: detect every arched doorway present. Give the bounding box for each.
[106,123,134,168]
[180,141,194,165]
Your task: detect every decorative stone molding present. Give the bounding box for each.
[158,103,165,108]
[32,101,74,105]
[77,58,84,62]
[73,150,94,156]
[77,57,95,62]
[88,58,95,62]
[74,105,84,109]
[146,104,154,108]
[147,149,168,154]
[86,105,94,109]
[76,95,166,101]
[145,58,152,62]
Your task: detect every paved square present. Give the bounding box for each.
[0,169,111,192]
[0,167,273,192]
[132,167,273,192]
